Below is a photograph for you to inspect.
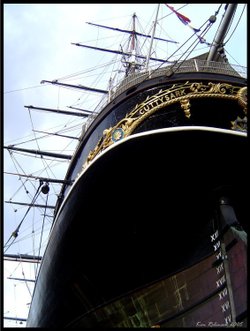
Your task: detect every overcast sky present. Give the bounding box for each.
[3,3,247,327]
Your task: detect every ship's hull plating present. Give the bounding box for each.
[27,128,247,327]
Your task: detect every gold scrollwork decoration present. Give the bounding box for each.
[83,81,247,169]
[237,87,247,114]
[231,116,247,131]
[230,87,247,131]
[180,98,191,118]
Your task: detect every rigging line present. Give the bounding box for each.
[35,192,49,279]
[6,132,52,147]
[3,216,41,255]
[7,178,29,203]
[9,125,80,147]
[168,22,215,77]
[30,125,80,179]
[58,134,78,154]
[21,110,67,184]
[4,84,45,94]
[7,259,22,278]
[171,23,214,73]
[13,283,17,323]
[53,108,84,140]
[4,180,43,253]
[169,4,221,51]
[16,224,52,252]
[158,4,188,22]
[7,152,36,203]
[28,108,41,152]
[137,13,214,87]
[56,59,118,81]
[4,222,52,251]
[135,7,165,52]
[102,59,120,89]
[91,12,132,24]
[37,121,82,137]
[220,4,236,43]
[137,20,153,52]
[176,20,212,58]
[75,72,112,107]
[54,122,83,132]
[7,140,66,200]
[35,148,71,189]
[3,119,81,146]
[33,129,80,141]
[87,54,115,92]
[32,205,37,277]
[37,152,69,189]
[57,86,61,111]
[29,110,78,150]
[6,156,53,220]
[21,261,32,297]
[106,34,130,74]
[158,6,190,43]
[224,4,246,45]
[154,22,173,51]
[3,235,51,268]
[9,108,72,147]
[8,151,70,163]
[223,49,242,67]
[110,47,195,108]
[31,201,36,272]
[5,132,38,147]
[209,4,228,50]
[80,33,123,45]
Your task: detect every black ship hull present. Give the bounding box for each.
[4,4,247,327]
[27,125,247,327]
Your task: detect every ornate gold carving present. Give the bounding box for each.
[231,87,247,131]
[237,86,247,114]
[83,82,247,169]
[180,98,191,118]
[231,116,247,131]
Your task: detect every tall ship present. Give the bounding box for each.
[4,3,247,327]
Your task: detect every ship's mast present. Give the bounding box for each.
[124,13,140,75]
[73,12,176,78]
[207,4,237,62]
[146,4,160,70]
[128,13,137,74]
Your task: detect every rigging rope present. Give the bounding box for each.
[4,84,45,94]
[4,180,43,253]
[21,262,32,297]
[168,20,215,75]
[27,108,67,195]
[128,4,221,89]
[6,143,61,211]
[35,188,49,279]
[7,151,36,203]
[224,4,246,46]
[5,120,83,147]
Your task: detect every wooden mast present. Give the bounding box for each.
[146,4,160,70]
[207,4,238,61]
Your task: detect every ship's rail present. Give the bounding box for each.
[110,59,246,100]
[82,59,246,133]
